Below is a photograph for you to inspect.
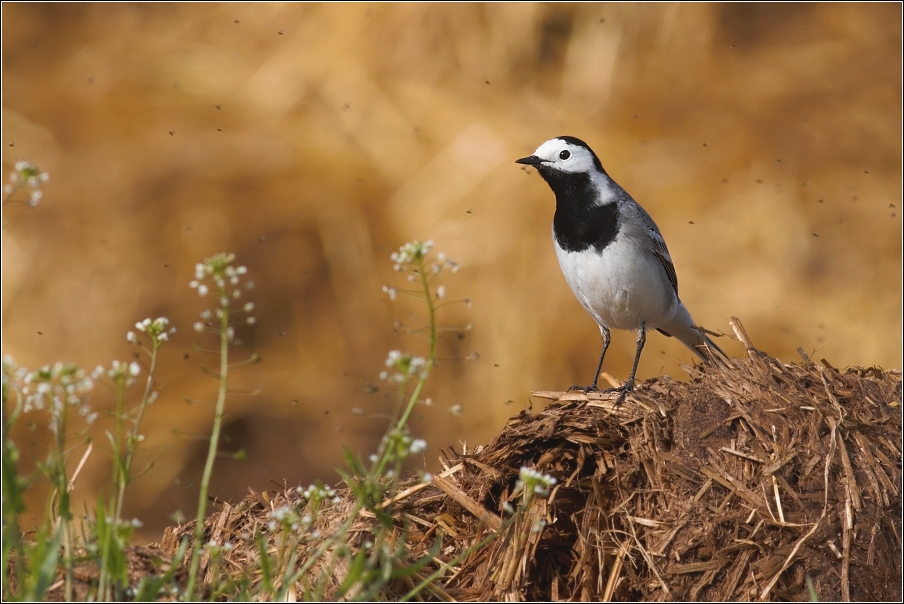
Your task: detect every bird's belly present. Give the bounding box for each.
[555,244,677,331]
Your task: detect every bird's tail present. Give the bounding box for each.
[656,302,726,363]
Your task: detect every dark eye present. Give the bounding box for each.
[559,150,571,160]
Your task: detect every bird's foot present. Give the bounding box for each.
[600,380,635,406]
[568,380,636,405]
[567,384,600,394]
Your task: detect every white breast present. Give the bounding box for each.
[553,227,678,331]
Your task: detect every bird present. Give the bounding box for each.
[516,136,724,404]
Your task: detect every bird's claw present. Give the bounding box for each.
[568,381,636,405]
[567,384,600,394]
[602,381,635,406]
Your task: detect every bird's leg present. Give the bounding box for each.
[604,322,646,405]
[569,325,610,393]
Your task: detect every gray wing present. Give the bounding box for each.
[616,192,679,296]
[647,227,678,297]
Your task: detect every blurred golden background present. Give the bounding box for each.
[2,3,901,541]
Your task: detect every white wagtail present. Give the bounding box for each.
[517,136,724,404]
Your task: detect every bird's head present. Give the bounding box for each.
[516,136,605,176]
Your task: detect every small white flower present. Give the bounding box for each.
[409,439,427,454]
[126,331,137,343]
[193,322,204,332]
[246,317,256,325]
[197,284,209,297]
[436,285,445,299]
[243,302,255,312]
[128,362,141,376]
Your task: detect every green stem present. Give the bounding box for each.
[395,258,436,432]
[186,304,230,600]
[53,404,73,602]
[114,340,160,522]
[1,391,25,600]
[99,377,126,599]
[369,256,440,485]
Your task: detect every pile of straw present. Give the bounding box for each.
[156,319,901,601]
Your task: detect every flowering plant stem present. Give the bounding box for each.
[395,253,436,431]
[114,338,160,523]
[51,404,74,602]
[186,303,230,600]
[98,330,164,600]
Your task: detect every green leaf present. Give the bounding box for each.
[390,533,441,579]
[24,525,62,601]
[337,545,368,597]
[133,538,188,601]
[256,533,274,594]
[343,447,368,477]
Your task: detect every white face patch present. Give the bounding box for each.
[532,138,600,175]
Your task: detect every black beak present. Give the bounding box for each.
[516,155,544,167]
